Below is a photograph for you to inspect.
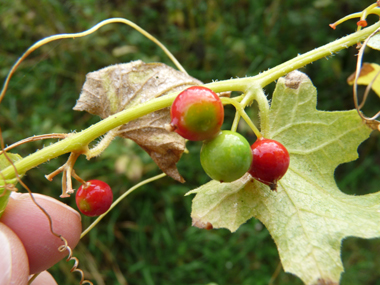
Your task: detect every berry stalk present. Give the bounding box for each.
[80,172,166,238]
[230,89,256,132]
[221,97,262,138]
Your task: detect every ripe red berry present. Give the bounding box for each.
[170,86,224,141]
[248,138,290,191]
[75,180,113,217]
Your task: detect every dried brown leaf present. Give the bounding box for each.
[74,60,203,182]
[364,119,380,131]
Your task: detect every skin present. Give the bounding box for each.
[0,192,82,284]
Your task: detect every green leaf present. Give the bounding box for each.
[0,152,23,218]
[367,33,380,51]
[186,71,376,285]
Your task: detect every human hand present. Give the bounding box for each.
[0,192,82,284]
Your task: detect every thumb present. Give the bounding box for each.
[0,222,29,285]
[0,193,82,274]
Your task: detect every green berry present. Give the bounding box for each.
[200,130,252,182]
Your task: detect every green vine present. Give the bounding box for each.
[1,20,380,182]
[2,16,380,183]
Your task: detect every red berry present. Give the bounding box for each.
[170,86,224,141]
[248,138,290,191]
[75,180,113,217]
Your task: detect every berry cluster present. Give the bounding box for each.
[170,86,290,188]
[74,87,289,218]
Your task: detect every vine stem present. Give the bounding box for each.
[0,18,186,104]
[0,91,179,179]
[204,21,380,93]
[2,22,380,180]
[0,133,68,154]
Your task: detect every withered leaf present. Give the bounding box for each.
[74,60,203,182]
[364,119,380,131]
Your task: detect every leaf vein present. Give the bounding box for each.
[287,125,362,155]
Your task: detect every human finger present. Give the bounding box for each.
[0,222,29,285]
[30,270,58,285]
[0,192,82,274]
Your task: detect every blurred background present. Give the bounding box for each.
[1,0,380,284]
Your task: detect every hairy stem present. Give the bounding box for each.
[1,92,178,180]
[85,128,120,159]
[205,21,380,92]
[2,22,380,180]
[253,87,271,137]
[230,89,256,132]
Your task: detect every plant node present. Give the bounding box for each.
[45,152,84,198]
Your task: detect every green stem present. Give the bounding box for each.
[1,93,178,180]
[230,85,270,137]
[85,128,119,159]
[205,21,380,92]
[2,22,380,180]
[253,87,271,137]
[222,98,262,138]
[230,89,256,132]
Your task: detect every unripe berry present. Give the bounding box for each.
[170,86,224,141]
[200,131,252,182]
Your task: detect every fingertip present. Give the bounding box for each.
[1,193,82,274]
[30,271,58,285]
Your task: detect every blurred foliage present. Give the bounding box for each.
[1,0,380,284]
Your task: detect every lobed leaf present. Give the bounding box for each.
[367,33,380,51]
[187,71,377,284]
